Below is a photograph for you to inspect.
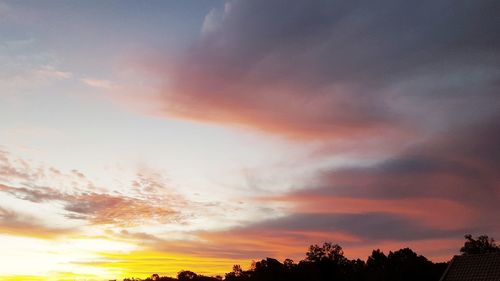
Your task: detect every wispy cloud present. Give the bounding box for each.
[0,181,184,227]
[0,149,188,228]
[0,206,73,239]
[81,78,116,90]
[35,66,72,80]
[64,192,180,226]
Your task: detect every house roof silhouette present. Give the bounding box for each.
[440,252,500,281]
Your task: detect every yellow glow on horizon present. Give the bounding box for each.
[0,233,252,280]
[0,234,137,280]
[0,276,48,281]
[96,250,251,279]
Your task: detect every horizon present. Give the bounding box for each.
[1,0,499,280]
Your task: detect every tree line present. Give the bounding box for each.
[122,234,500,281]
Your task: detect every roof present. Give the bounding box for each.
[440,252,500,281]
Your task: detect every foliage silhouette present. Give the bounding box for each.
[460,234,500,255]
[127,234,494,281]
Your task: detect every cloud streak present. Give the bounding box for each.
[0,206,72,239]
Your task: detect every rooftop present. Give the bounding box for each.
[440,252,500,281]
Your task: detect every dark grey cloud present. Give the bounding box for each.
[274,118,500,240]
[154,0,500,139]
[196,0,499,84]
[244,212,472,241]
[321,119,500,204]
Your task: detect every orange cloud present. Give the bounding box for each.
[260,195,477,231]
[0,183,183,227]
[0,149,188,228]
[64,192,179,226]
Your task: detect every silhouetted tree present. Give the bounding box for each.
[283,258,295,270]
[460,234,500,255]
[304,242,351,281]
[346,259,365,281]
[365,249,388,281]
[125,234,500,281]
[178,270,197,281]
[306,242,347,264]
[385,248,441,281]
[225,264,250,281]
[251,258,287,281]
[232,265,243,276]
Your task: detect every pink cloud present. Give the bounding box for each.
[116,0,499,144]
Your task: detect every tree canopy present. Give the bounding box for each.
[132,234,497,281]
[460,234,500,255]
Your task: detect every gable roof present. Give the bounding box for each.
[440,252,500,281]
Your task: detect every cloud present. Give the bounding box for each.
[34,66,72,80]
[63,192,179,226]
[237,213,471,241]
[0,150,187,227]
[150,118,496,261]
[316,119,500,208]
[0,32,72,92]
[0,149,94,189]
[260,196,477,231]
[0,182,183,227]
[0,206,72,239]
[0,184,65,203]
[128,0,499,140]
[81,78,116,90]
[114,210,467,262]
[256,118,500,244]
[0,149,43,183]
[201,8,224,35]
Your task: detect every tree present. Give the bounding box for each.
[178,270,197,281]
[367,249,387,269]
[366,249,388,281]
[385,248,436,281]
[283,258,295,269]
[305,242,347,264]
[460,234,500,255]
[122,239,458,281]
[232,264,243,277]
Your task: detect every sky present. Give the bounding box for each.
[0,0,499,280]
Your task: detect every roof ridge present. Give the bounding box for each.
[438,256,454,281]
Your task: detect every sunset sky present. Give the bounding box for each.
[1,0,499,280]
